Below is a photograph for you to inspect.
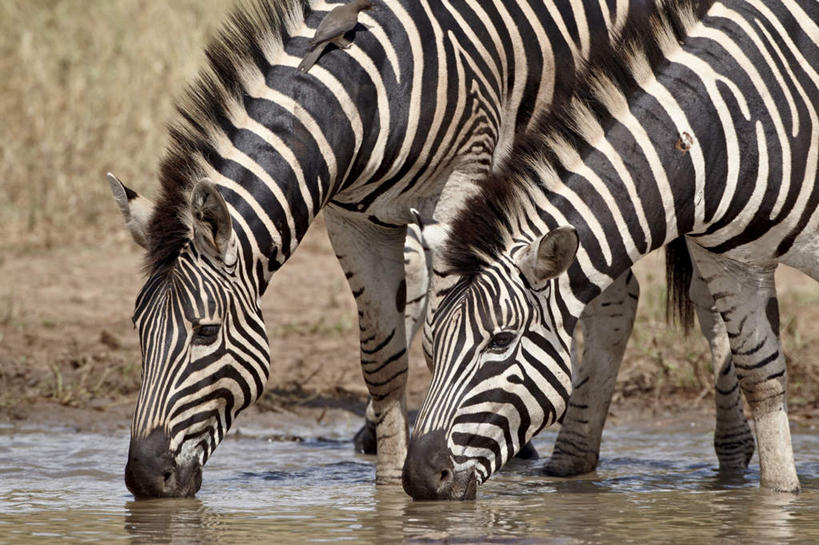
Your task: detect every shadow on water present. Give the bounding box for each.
[2,422,819,543]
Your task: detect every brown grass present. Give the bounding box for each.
[0,0,233,251]
[623,257,819,418]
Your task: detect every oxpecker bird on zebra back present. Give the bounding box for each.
[298,0,372,72]
[404,0,818,500]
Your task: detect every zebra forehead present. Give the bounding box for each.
[453,269,530,323]
[134,260,224,324]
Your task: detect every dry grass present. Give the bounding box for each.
[622,255,819,417]
[0,0,233,252]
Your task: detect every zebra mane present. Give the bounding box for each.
[445,0,714,278]
[145,0,310,277]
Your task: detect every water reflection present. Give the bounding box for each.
[114,485,812,545]
[704,490,797,543]
[125,498,225,545]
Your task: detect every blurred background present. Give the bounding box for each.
[1,0,817,424]
[0,0,232,250]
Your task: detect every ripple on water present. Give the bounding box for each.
[1,423,819,543]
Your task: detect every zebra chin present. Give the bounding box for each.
[401,430,478,501]
[124,428,203,499]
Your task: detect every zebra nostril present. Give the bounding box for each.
[439,468,451,485]
[403,430,457,499]
[125,429,200,498]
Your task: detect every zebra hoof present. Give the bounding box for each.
[515,441,540,460]
[542,454,598,477]
[353,420,377,454]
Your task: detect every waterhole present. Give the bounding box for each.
[1,415,818,544]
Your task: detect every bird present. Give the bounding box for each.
[298,0,373,73]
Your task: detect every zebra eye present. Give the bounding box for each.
[192,323,221,345]
[487,331,515,351]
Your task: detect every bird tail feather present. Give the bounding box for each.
[298,46,323,72]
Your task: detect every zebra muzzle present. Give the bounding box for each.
[402,430,477,500]
[124,428,203,499]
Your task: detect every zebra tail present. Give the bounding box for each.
[665,237,694,335]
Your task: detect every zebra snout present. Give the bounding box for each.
[402,430,476,500]
[124,428,202,499]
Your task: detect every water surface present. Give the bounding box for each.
[1,415,818,544]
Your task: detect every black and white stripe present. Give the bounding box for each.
[111,0,746,498]
[405,0,818,499]
[112,0,663,498]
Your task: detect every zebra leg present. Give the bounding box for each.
[354,222,430,455]
[353,398,379,455]
[544,270,639,476]
[324,208,410,484]
[403,222,432,345]
[687,267,755,470]
[687,243,799,493]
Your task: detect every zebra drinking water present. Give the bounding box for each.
[108,0,748,498]
[403,0,818,500]
[110,0,638,497]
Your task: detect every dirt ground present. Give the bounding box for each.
[2,215,819,432]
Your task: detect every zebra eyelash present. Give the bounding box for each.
[485,331,517,352]
[191,323,222,345]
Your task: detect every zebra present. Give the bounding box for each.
[402,0,818,500]
[106,0,743,498]
[401,218,755,476]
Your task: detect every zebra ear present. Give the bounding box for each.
[517,227,579,289]
[107,173,154,249]
[190,179,236,265]
[409,208,448,254]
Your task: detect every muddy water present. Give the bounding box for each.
[1,416,819,544]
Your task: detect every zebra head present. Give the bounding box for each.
[109,174,269,498]
[403,226,579,500]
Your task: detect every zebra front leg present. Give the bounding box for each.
[688,267,755,470]
[403,221,432,345]
[355,222,430,455]
[325,208,410,484]
[688,243,799,493]
[544,270,639,476]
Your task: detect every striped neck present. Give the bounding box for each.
[147,1,382,295]
[445,0,718,315]
[524,22,715,311]
[522,0,808,313]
